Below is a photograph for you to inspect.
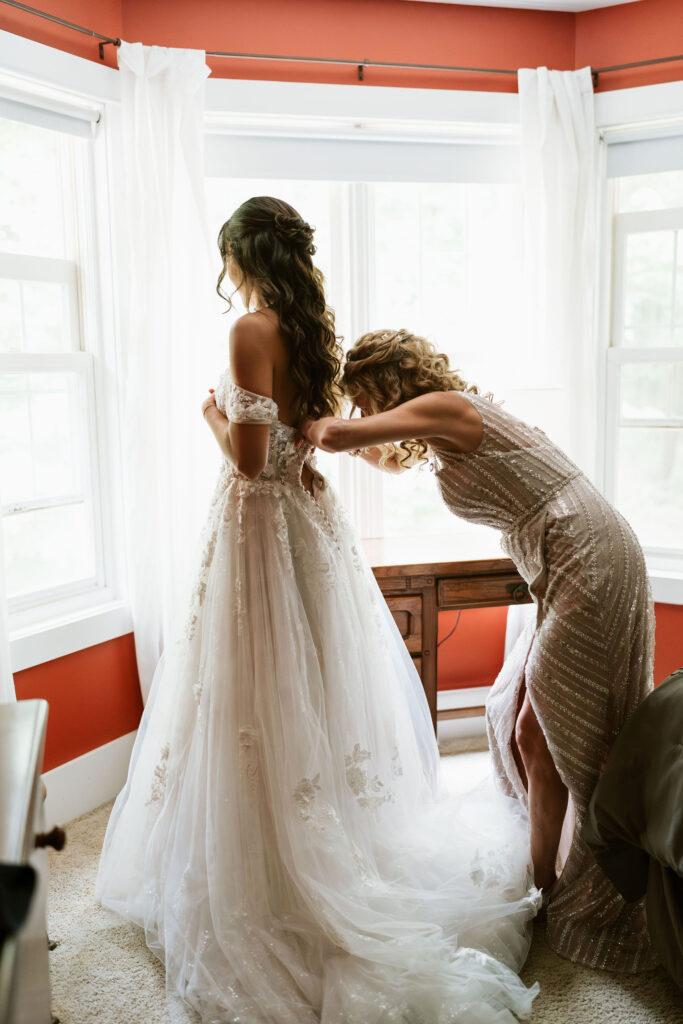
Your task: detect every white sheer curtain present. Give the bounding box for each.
[0,524,15,703]
[116,42,221,702]
[518,66,598,478]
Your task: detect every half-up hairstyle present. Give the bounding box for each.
[217,196,342,419]
[342,329,480,467]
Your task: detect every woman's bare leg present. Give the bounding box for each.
[515,691,568,890]
[510,680,528,792]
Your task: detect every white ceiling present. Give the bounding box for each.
[402,1,642,11]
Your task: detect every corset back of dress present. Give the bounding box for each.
[432,392,582,534]
[215,369,314,486]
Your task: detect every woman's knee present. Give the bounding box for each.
[515,698,547,764]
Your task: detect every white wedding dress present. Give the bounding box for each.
[96,374,541,1024]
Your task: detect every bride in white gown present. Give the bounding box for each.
[96,196,541,1024]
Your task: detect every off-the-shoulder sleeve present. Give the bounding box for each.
[228,382,279,424]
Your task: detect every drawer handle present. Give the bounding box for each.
[510,583,528,602]
[35,826,66,851]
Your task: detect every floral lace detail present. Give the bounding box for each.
[239,728,259,787]
[292,537,336,597]
[145,743,170,805]
[227,381,278,424]
[345,744,393,809]
[391,746,403,779]
[470,848,507,889]
[293,773,321,821]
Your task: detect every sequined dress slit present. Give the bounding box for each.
[96,373,542,1024]
[431,391,655,973]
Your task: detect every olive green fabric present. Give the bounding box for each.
[583,667,683,990]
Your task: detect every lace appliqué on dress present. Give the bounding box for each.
[239,728,259,788]
[227,382,278,424]
[293,774,322,822]
[345,744,393,809]
[145,743,170,805]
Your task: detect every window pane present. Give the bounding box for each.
[371,184,523,392]
[620,361,683,420]
[0,118,68,258]
[377,463,454,538]
[4,501,95,599]
[0,279,21,352]
[623,230,675,338]
[0,371,87,507]
[0,279,72,354]
[22,281,72,352]
[616,171,683,213]
[615,427,683,550]
[371,181,523,538]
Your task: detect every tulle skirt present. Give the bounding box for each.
[96,471,540,1023]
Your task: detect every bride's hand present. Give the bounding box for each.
[201,390,216,419]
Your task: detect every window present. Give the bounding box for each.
[205,171,522,542]
[607,171,683,562]
[0,115,111,621]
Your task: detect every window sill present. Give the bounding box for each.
[10,600,133,674]
[7,568,680,676]
[649,571,683,606]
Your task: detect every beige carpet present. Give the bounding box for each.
[47,788,683,1024]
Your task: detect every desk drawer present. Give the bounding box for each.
[384,595,422,654]
[438,573,530,609]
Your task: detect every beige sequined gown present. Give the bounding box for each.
[431,392,656,973]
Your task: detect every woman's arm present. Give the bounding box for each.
[356,445,409,474]
[300,391,482,457]
[202,315,273,480]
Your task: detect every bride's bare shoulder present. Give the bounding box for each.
[229,313,280,390]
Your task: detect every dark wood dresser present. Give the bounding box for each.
[364,534,532,731]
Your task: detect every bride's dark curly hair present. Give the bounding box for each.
[217,196,343,419]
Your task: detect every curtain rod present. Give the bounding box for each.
[3,0,683,87]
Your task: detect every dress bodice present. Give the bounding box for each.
[431,392,583,535]
[214,370,316,488]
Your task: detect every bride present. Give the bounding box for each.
[96,196,541,1024]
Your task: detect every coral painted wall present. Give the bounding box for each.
[653,603,683,686]
[0,0,122,68]
[437,601,683,693]
[3,0,683,93]
[121,0,573,92]
[575,0,683,93]
[13,634,143,773]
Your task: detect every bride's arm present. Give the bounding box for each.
[300,392,482,458]
[202,316,273,480]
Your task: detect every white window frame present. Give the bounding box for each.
[602,197,683,579]
[598,81,683,602]
[0,37,130,670]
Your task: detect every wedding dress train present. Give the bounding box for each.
[96,374,541,1024]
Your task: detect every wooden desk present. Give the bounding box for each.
[364,534,532,732]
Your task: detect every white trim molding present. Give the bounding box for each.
[42,728,135,827]
[10,601,133,673]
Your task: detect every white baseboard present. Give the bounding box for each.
[437,685,492,711]
[42,730,136,827]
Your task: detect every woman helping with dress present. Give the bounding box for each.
[96,201,541,1024]
[300,328,655,974]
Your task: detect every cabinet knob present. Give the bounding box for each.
[35,826,66,851]
[511,583,528,602]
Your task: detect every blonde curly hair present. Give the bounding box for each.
[341,329,480,467]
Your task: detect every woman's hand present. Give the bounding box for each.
[201,389,217,419]
[298,416,338,451]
